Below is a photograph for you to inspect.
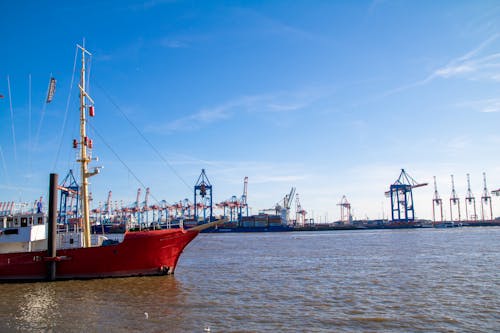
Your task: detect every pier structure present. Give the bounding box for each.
[465,174,477,222]
[432,176,443,223]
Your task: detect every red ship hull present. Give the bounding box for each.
[0,228,199,281]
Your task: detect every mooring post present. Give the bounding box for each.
[47,173,58,281]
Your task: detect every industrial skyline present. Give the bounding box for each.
[1,1,500,221]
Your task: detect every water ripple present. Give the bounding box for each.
[0,227,499,332]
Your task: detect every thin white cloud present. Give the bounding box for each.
[157,108,230,132]
[128,0,177,11]
[368,0,389,13]
[251,175,307,184]
[434,64,475,78]
[456,98,500,113]
[148,87,330,133]
[230,7,320,42]
[159,39,188,49]
[381,33,500,97]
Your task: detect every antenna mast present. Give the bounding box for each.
[76,42,99,247]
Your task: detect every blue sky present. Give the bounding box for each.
[1,0,500,221]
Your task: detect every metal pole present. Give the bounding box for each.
[47,173,58,281]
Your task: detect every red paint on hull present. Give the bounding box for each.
[0,228,199,281]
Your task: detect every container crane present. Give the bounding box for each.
[142,187,151,223]
[240,176,249,219]
[104,190,112,218]
[134,188,142,224]
[385,169,428,223]
[261,187,296,222]
[194,169,213,222]
[450,174,461,222]
[58,169,79,224]
[465,173,477,221]
[281,187,296,224]
[337,195,351,224]
[481,172,493,221]
[295,193,307,226]
[432,176,443,223]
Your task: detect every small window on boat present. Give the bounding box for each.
[37,217,43,225]
[4,228,19,235]
[28,217,33,225]
[7,218,13,227]
[21,217,28,227]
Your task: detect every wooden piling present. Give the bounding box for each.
[47,173,58,281]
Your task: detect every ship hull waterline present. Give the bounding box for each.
[0,228,199,281]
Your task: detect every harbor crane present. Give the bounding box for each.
[105,190,112,217]
[281,187,296,223]
[134,188,142,224]
[58,169,79,224]
[337,195,351,224]
[450,174,461,222]
[239,176,249,219]
[194,169,213,222]
[465,173,477,221]
[262,187,296,222]
[295,193,307,226]
[432,176,443,223]
[385,169,428,223]
[481,172,493,221]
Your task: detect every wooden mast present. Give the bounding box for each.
[77,42,98,247]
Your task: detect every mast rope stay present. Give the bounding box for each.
[7,76,17,163]
[87,122,167,207]
[94,80,192,191]
[53,45,79,170]
[0,146,9,186]
[33,73,54,153]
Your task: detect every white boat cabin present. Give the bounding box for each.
[0,212,47,254]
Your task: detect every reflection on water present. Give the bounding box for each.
[1,227,499,332]
[0,276,184,332]
[17,284,58,331]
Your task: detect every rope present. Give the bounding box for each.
[53,45,79,170]
[7,76,17,162]
[28,74,32,174]
[34,74,53,153]
[0,145,9,184]
[87,122,166,206]
[94,80,192,191]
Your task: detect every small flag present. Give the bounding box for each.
[46,77,56,103]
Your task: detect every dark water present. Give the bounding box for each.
[1,227,499,332]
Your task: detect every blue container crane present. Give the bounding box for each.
[386,169,428,223]
[58,169,79,224]
[194,169,213,222]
